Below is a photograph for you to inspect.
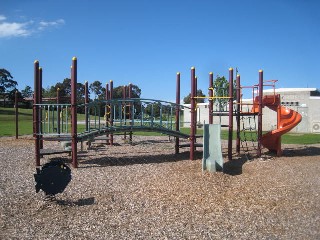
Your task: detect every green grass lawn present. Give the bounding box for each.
[281,133,320,145]
[1,107,320,144]
[0,107,33,136]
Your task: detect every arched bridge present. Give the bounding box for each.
[35,98,190,141]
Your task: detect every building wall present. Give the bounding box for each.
[265,89,319,133]
[308,97,320,133]
[183,103,231,128]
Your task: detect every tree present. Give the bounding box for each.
[213,76,228,96]
[205,75,238,112]
[108,84,142,118]
[21,85,33,99]
[213,76,236,108]
[43,78,85,104]
[144,103,172,119]
[89,80,103,99]
[111,84,141,99]
[0,69,18,104]
[0,69,17,94]
[88,81,142,101]
[183,89,206,104]
[43,78,71,100]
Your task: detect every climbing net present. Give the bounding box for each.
[240,114,258,158]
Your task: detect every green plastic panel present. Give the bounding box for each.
[202,124,223,172]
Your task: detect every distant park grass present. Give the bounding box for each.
[0,107,33,136]
[1,107,320,144]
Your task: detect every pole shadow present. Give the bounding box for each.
[54,197,95,206]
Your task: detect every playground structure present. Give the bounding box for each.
[33,58,191,168]
[32,57,302,169]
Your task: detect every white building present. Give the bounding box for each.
[183,88,320,133]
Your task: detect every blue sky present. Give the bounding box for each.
[1,0,319,101]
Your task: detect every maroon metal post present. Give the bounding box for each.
[228,68,234,161]
[128,83,133,143]
[190,67,196,160]
[15,90,18,139]
[122,85,127,139]
[84,81,89,132]
[71,57,78,168]
[105,83,109,101]
[122,85,126,98]
[109,80,114,145]
[39,67,42,103]
[209,72,213,124]
[105,83,110,143]
[34,60,41,166]
[57,88,61,135]
[236,74,241,154]
[122,85,126,109]
[123,85,127,116]
[104,83,109,101]
[175,72,180,154]
[128,83,132,98]
[194,76,198,137]
[257,70,263,157]
[39,67,43,149]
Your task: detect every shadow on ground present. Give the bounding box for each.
[223,155,248,176]
[55,197,95,206]
[283,146,320,157]
[77,151,202,168]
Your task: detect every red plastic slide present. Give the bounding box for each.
[253,95,302,156]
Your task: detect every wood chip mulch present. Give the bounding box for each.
[1,135,319,239]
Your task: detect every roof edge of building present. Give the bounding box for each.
[264,88,317,93]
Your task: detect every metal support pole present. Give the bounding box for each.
[194,76,198,136]
[257,70,263,157]
[34,60,40,166]
[57,88,61,135]
[190,67,196,160]
[110,80,114,145]
[122,85,127,139]
[128,83,133,143]
[236,74,241,154]
[105,83,109,100]
[15,91,18,139]
[39,67,43,149]
[105,83,110,143]
[175,72,180,154]
[228,68,234,161]
[71,57,78,168]
[85,81,89,132]
[209,72,213,124]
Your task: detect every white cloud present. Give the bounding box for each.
[0,15,65,38]
[38,19,65,30]
[0,15,6,21]
[0,21,31,38]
